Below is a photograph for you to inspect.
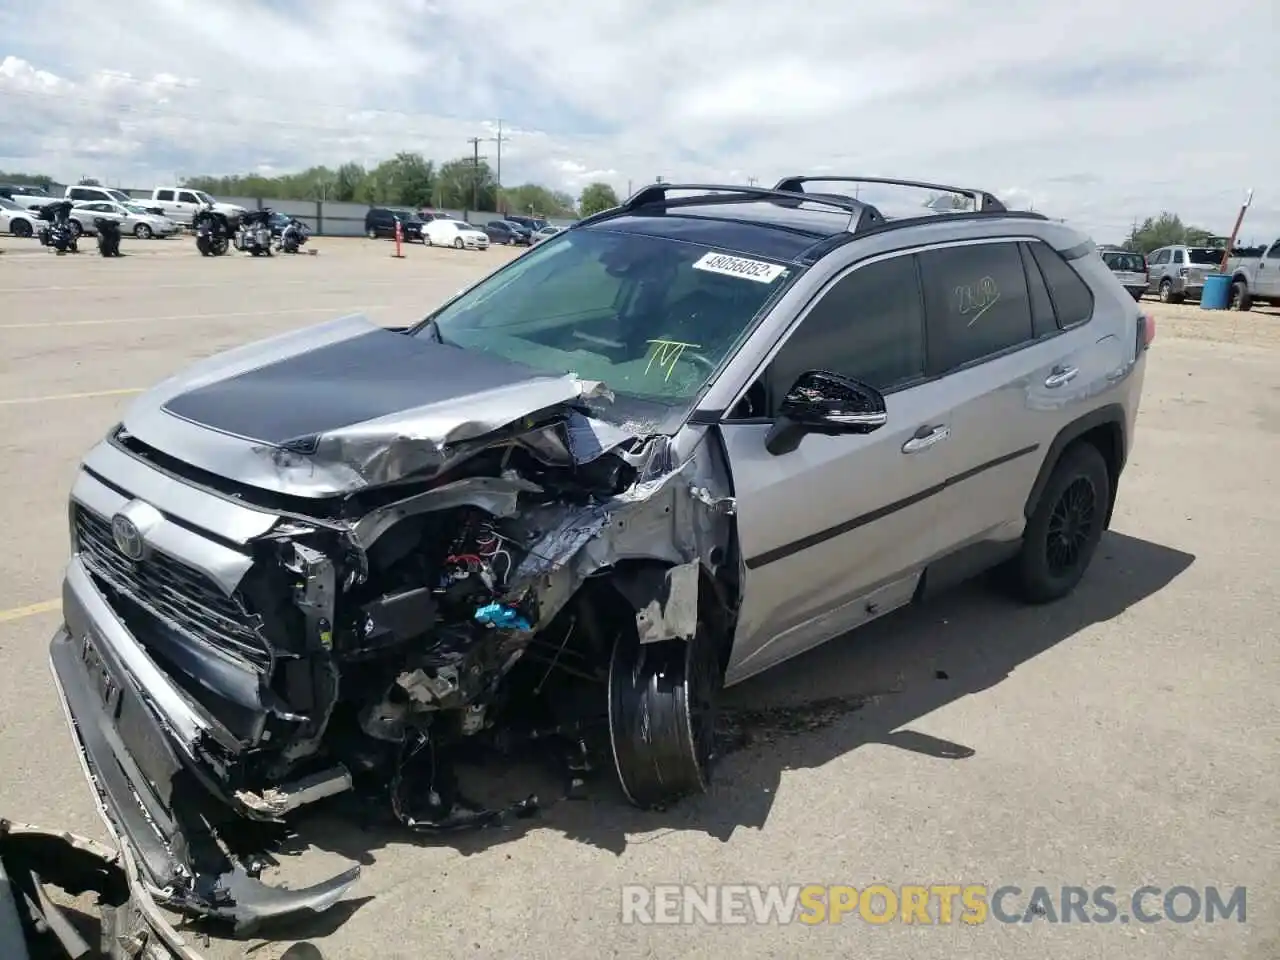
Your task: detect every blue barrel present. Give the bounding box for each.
[1201,273,1231,310]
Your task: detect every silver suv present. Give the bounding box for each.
[1145,243,1223,302]
[48,176,1152,928]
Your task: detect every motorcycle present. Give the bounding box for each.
[94,217,123,257]
[274,214,309,253]
[193,206,231,256]
[233,208,274,256]
[35,200,78,253]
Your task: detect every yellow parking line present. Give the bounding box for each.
[0,387,144,406]
[0,599,60,623]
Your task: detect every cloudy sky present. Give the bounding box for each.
[1,0,1275,242]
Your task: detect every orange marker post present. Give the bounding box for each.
[392,219,405,259]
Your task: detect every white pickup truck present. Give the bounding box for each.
[1225,238,1280,310]
[146,187,247,226]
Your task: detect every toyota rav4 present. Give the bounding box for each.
[48,176,1152,931]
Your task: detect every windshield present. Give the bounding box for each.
[0,197,21,210]
[423,227,795,420]
[1187,247,1222,265]
[123,203,152,215]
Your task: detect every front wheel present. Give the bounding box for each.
[134,223,152,239]
[453,237,464,249]
[1007,442,1111,604]
[608,618,721,809]
[11,220,32,238]
[366,227,377,239]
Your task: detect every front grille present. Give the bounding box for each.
[74,505,273,673]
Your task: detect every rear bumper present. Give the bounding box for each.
[48,558,359,934]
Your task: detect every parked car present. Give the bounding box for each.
[423,217,490,249]
[484,219,531,245]
[365,207,426,241]
[1145,244,1223,303]
[0,196,42,237]
[531,224,562,244]
[1099,248,1148,301]
[147,187,247,226]
[45,176,1151,930]
[504,214,549,233]
[70,200,179,239]
[1224,238,1280,310]
[64,184,134,206]
[0,183,55,210]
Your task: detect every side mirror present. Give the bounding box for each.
[764,370,888,456]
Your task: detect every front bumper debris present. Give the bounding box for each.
[47,558,360,936]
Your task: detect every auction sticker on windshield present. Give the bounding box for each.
[693,251,788,284]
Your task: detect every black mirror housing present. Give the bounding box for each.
[765,370,888,455]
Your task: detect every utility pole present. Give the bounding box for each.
[466,137,485,213]
[655,175,664,184]
[747,177,758,186]
[487,119,509,213]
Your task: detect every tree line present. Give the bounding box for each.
[1,155,623,218]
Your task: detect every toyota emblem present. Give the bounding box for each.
[111,513,146,561]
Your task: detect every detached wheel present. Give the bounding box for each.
[1010,442,1111,604]
[608,618,721,809]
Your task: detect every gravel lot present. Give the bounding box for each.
[1,234,1276,960]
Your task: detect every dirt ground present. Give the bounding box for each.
[0,234,1276,959]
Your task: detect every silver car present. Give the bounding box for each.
[70,200,179,239]
[1145,243,1223,303]
[47,176,1150,929]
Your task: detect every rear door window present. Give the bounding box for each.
[918,242,1034,374]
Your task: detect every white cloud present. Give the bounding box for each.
[0,0,1276,241]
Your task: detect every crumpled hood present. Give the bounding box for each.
[120,313,621,497]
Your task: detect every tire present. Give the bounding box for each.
[424,234,432,246]
[69,220,83,238]
[1158,279,1173,303]
[608,616,721,809]
[1230,280,1252,312]
[453,237,464,249]
[366,227,377,239]
[134,223,152,239]
[1009,442,1111,604]
[11,219,32,238]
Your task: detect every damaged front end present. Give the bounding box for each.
[48,318,737,932]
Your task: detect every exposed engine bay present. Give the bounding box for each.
[50,316,739,930]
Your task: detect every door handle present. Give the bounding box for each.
[1044,365,1078,388]
[902,424,950,454]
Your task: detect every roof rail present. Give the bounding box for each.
[604,182,885,233]
[773,176,1008,214]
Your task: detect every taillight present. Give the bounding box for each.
[1138,313,1155,351]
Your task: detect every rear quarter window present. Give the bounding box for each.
[1027,241,1094,328]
